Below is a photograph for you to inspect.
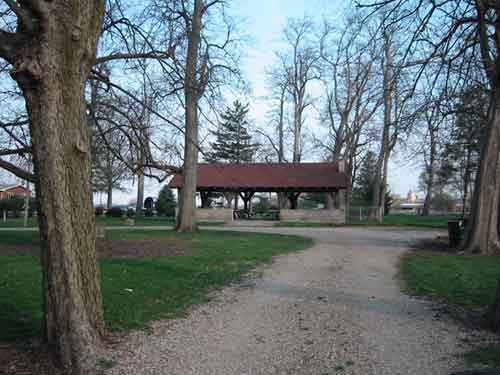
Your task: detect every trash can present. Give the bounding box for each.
[448,220,464,248]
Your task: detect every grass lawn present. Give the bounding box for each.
[401,252,500,368]
[465,345,500,368]
[274,213,459,228]
[353,213,461,228]
[0,216,224,228]
[0,217,38,227]
[0,229,312,342]
[401,252,500,307]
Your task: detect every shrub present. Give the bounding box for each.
[3,197,25,218]
[126,208,135,218]
[156,186,176,217]
[28,198,38,217]
[144,197,155,210]
[432,192,456,212]
[254,197,271,213]
[106,207,124,218]
[144,208,154,217]
[95,206,104,216]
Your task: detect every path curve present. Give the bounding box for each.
[107,227,478,375]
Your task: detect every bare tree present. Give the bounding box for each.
[0,1,107,372]
[421,106,441,216]
[92,127,130,209]
[358,0,500,253]
[144,0,242,231]
[262,66,290,164]
[318,15,381,210]
[367,22,417,217]
[358,0,500,332]
[279,17,319,163]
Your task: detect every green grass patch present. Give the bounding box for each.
[0,217,38,228]
[0,230,39,246]
[0,229,312,342]
[0,216,225,228]
[464,345,500,368]
[401,253,500,308]
[353,213,460,228]
[97,216,176,226]
[402,252,500,371]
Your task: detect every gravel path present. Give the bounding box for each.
[106,227,483,375]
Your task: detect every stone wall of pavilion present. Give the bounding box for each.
[279,209,346,224]
[195,208,233,222]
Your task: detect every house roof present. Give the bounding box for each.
[0,184,24,192]
[168,162,349,192]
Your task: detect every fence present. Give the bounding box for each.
[348,206,385,223]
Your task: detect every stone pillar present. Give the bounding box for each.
[325,192,334,209]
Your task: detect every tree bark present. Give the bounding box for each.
[106,180,113,210]
[293,103,302,163]
[176,0,203,232]
[462,147,473,216]
[463,91,500,254]
[371,29,393,218]
[423,127,437,216]
[278,88,285,163]
[277,86,287,211]
[136,168,145,217]
[10,2,106,372]
[380,149,390,214]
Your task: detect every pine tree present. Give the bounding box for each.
[206,101,258,163]
[156,186,176,217]
[353,151,378,205]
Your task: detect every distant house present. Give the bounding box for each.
[393,190,424,214]
[0,184,32,200]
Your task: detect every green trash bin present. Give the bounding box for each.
[448,220,464,248]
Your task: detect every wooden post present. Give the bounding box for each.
[288,192,300,210]
[239,191,255,213]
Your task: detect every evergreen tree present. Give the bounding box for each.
[353,151,378,204]
[156,186,177,217]
[206,101,258,163]
[441,86,487,212]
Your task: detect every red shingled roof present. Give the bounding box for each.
[168,162,349,191]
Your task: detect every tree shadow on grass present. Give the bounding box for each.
[0,302,41,342]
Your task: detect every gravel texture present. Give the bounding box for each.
[106,227,490,375]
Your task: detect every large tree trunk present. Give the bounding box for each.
[463,91,500,254]
[278,88,285,163]
[292,97,303,163]
[106,180,113,210]
[423,125,437,216]
[176,0,202,232]
[136,168,145,217]
[371,30,393,218]
[11,2,106,372]
[462,148,473,216]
